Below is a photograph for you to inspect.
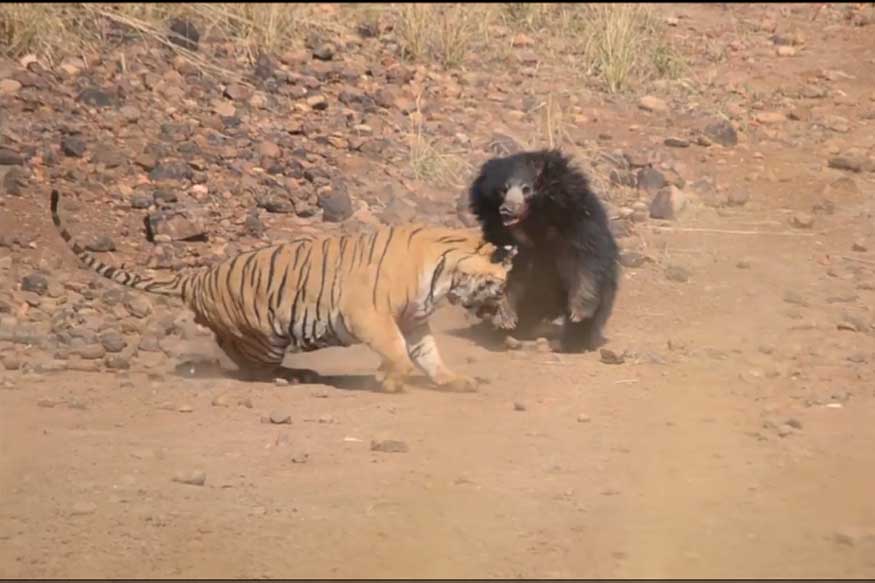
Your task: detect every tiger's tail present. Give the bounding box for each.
[51,189,190,298]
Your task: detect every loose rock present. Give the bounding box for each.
[650,185,689,220]
[70,502,97,516]
[21,273,48,295]
[78,344,106,360]
[318,187,353,223]
[77,87,113,108]
[790,213,814,229]
[828,155,863,173]
[291,453,310,464]
[61,136,87,158]
[85,235,116,253]
[125,296,152,319]
[370,439,409,453]
[312,44,336,61]
[665,265,690,283]
[212,394,232,407]
[149,161,193,182]
[639,96,668,113]
[147,208,207,241]
[172,470,206,486]
[105,355,130,370]
[664,137,690,148]
[619,251,649,268]
[168,18,200,51]
[269,411,292,424]
[755,112,786,124]
[100,332,127,353]
[637,168,667,193]
[726,191,750,207]
[600,349,625,365]
[0,79,22,95]
[703,120,738,147]
[0,148,23,165]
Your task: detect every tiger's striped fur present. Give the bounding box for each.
[51,190,515,393]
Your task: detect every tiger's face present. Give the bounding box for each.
[447,243,516,309]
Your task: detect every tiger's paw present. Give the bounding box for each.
[436,374,479,393]
[492,302,519,330]
[379,376,409,394]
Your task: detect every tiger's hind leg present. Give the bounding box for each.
[403,322,477,393]
[215,335,281,382]
[214,334,318,383]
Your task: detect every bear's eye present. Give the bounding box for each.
[522,185,532,196]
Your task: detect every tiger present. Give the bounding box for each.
[50,189,516,393]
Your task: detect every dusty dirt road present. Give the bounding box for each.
[2,2,875,579]
[3,204,875,578]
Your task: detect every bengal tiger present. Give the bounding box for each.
[50,190,516,393]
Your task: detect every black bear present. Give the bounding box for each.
[468,148,619,352]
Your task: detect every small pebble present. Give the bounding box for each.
[172,470,206,486]
[577,414,592,423]
[830,533,855,549]
[777,424,795,438]
[504,336,523,350]
[665,265,690,283]
[600,349,626,365]
[370,439,409,453]
[269,411,291,424]
[177,404,193,413]
[70,502,97,516]
[783,291,807,306]
[790,213,814,229]
[513,401,527,411]
[211,394,232,407]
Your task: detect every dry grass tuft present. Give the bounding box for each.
[501,3,686,93]
[572,3,685,93]
[407,98,469,188]
[0,3,98,63]
[393,3,495,68]
[2,3,685,93]
[0,3,336,63]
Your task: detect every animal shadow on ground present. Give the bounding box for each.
[171,358,478,393]
[445,318,565,353]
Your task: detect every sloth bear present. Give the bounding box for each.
[468,148,619,352]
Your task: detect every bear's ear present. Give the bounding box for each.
[530,157,547,188]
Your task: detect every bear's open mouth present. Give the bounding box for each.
[500,206,528,227]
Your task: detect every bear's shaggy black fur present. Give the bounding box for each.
[468,148,619,352]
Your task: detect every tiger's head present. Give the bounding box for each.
[445,237,517,310]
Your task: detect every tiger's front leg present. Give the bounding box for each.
[344,310,416,394]
[403,322,478,393]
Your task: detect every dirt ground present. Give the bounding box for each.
[2,3,875,579]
